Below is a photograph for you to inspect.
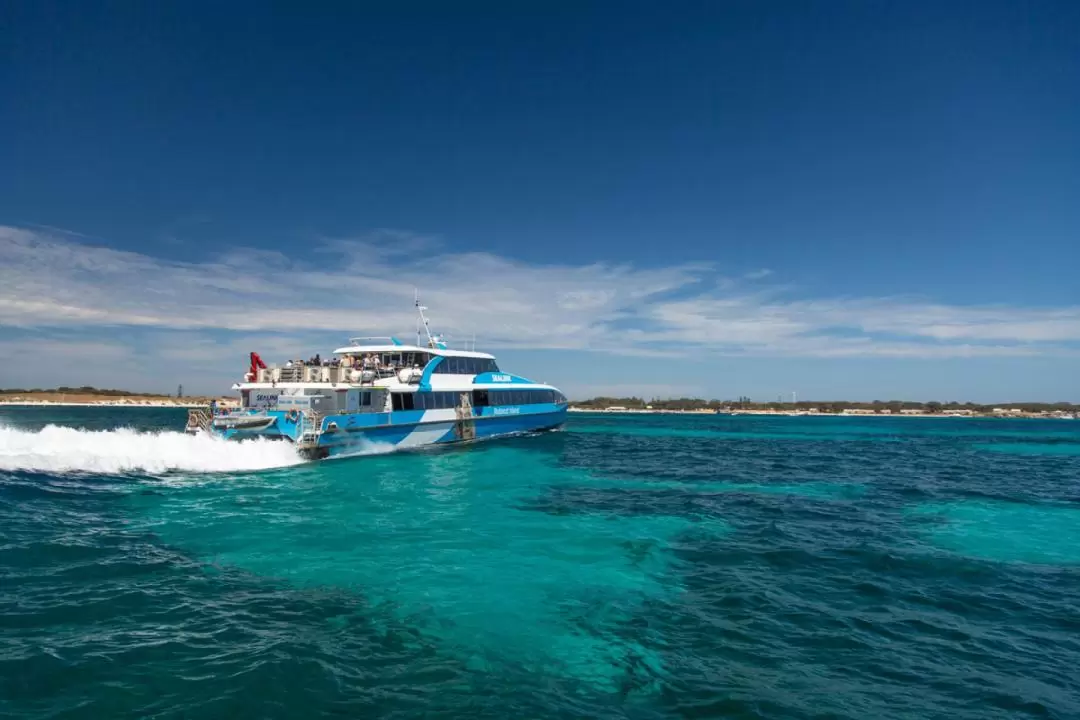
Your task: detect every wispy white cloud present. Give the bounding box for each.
[2,225,1078,367]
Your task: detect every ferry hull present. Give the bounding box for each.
[302,407,567,460]
[196,406,567,460]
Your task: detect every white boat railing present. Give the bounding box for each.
[185,407,212,433]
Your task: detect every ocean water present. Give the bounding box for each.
[2,408,1079,719]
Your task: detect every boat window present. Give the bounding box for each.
[432,356,499,374]
[391,393,416,411]
[479,389,562,406]
[413,391,468,410]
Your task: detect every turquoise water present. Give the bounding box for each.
[2,408,1079,717]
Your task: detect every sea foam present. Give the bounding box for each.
[0,423,305,475]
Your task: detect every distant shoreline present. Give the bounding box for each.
[568,407,1077,419]
[0,400,221,408]
[0,394,237,409]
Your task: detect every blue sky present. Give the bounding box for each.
[2,1,1078,401]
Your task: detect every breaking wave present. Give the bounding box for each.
[0,424,305,475]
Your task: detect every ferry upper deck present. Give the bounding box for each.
[239,340,532,387]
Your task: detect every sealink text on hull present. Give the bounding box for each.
[186,298,568,459]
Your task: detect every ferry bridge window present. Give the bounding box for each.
[432,356,501,375]
[477,358,499,373]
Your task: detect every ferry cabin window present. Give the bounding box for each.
[486,390,559,406]
[409,391,460,410]
[400,389,563,410]
[432,356,499,375]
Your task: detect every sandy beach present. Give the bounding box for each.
[0,394,238,409]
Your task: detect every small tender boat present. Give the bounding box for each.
[211,415,277,431]
[187,296,568,459]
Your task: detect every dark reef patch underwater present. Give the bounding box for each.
[2,407,1079,718]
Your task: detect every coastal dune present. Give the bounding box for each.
[0,391,237,408]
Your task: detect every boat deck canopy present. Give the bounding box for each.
[332,343,495,359]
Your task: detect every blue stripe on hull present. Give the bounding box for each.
[318,408,566,459]
[471,409,567,440]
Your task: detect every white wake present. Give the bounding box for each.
[0,424,305,475]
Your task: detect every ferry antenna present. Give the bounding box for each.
[414,288,437,348]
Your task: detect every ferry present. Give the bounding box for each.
[185,298,568,459]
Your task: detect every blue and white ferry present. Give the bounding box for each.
[186,299,568,459]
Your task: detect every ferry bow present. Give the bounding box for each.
[186,299,568,459]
